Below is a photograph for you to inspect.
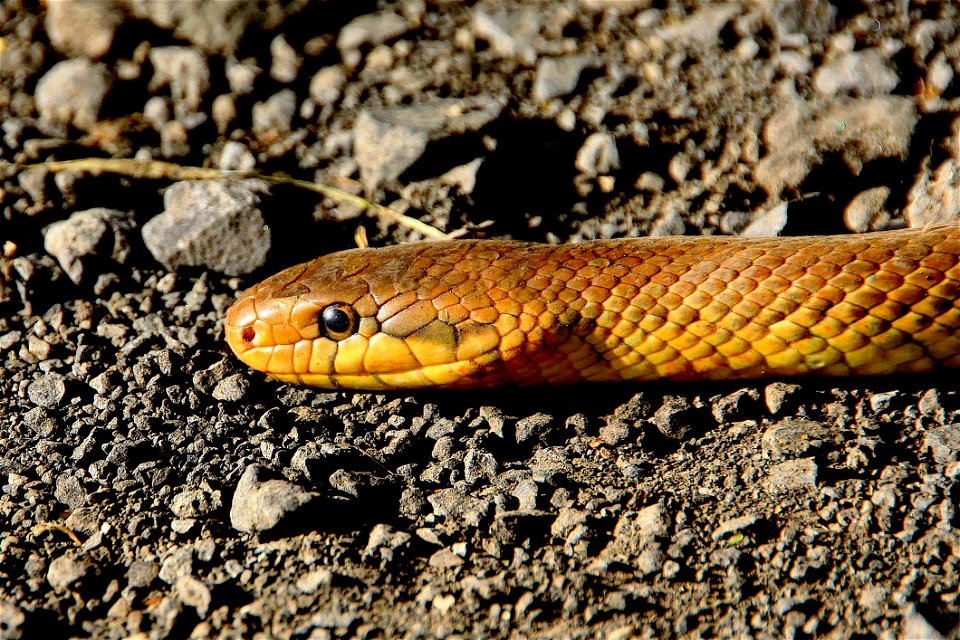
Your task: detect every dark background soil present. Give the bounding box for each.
[2,0,960,638]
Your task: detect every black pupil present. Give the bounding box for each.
[322,305,351,334]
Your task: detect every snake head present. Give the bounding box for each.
[225,241,558,390]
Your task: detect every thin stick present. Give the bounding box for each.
[23,158,452,240]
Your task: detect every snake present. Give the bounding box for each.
[224,225,960,390]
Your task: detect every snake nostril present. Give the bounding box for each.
[242,327,255,343]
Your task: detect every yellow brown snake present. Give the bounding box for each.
[224,225,960,390]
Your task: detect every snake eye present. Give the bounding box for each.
[320,303,358,340]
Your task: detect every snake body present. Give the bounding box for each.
[225,226,960,390]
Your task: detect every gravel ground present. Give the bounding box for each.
[3,0,960,638]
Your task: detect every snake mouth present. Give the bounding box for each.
[268,351,501,390]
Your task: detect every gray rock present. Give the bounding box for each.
[125,0,269,54]
[363,524,411,566]
[869,390,899,413]
[763,458,818,493]
[0,331,22,352]
[652,395,701,439]
[905,158,960,229]
[551,507,588,538]
[918,389,945,423]
[225,57,260,94]
[636,543,664,576]
[923,424,960,464]
[44,208,134,284]
[171,518,197,535]
[269,34,301,83]
[761,418,830,460]
[27,374,66,408]
[47,552,96,591]
[646,210,683,237]
[463,449,497,484]
[512,479,539,512]
[158,547,193,584]
[427,488,491,527]
[212,94,236,133]
[127,560,159,589]
[212,374,250,402]
[24,407,58,437]
[142,180,271,276]
[170,487,222,518]
[54,474,87,509]
[35,59,110,131]
[148,47,210,118]
[328,469,363,497]
[633,503,669,539]
[89,369,121,398]
[424,418,456,440]
[0,600,25,640]
[354,96,505,190]
[900,608,946,640]
[352,114,423,192]
[925,52,954,100]
[471,7,541,64]
[310,66,347,106]
[160,120,190,157]
[533,56,593,102]
[218,141,255,172]
[515,413,554,443]
[813,49,899,97]
[337,11,411,52]
[296,568,334,593]
[754,96,917,196]
[844,186,890,232]
[594,503,669,573]
[574,132,620,176]
[45,0,121,58]
[529,447,572,483]
[742,202,788,237]
[711,389,759,424]
[428,548,465,569]
[174,575,212,616]
[652,4,740,47]
[598,419,630,446]
[764,382,801,414]
[230,464,318,534]
[764,0,836,40]
[144,96,171,131]
[63,507,100,537]
[252,89,297,138]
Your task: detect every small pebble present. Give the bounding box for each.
[533,56,592,102]
[175,575,212,616]
[309,66,347,106]
[27,375,66,408]
[252,89,297,139]
[269,34,301,83]
[337,11,411,52]
[47,552,96,591]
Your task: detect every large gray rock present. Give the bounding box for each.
[44,208,134,284]
[142,180,270,276]
[354,96,505,190]
[230,465,318,534]
[35,59,110,131]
